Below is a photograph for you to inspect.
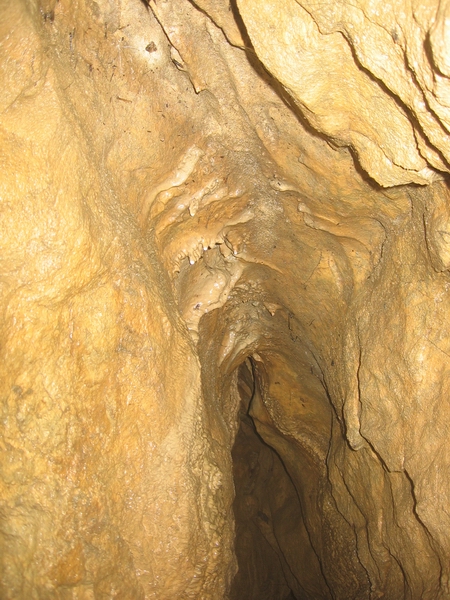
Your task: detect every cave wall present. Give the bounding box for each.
[2,0,450,598]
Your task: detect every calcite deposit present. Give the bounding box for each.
[2,0,450,598]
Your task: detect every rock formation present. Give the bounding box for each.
[2,0,450,598]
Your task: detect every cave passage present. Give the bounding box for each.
[2,0,450,598]
[231,358,326,600]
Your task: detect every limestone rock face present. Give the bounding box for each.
[1,0,450,599]
[238,0,450,187]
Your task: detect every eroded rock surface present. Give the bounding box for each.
[2,0,450,598]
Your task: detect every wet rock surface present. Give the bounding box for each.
[2,0,450,598]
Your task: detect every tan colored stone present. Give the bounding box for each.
[237,0,450,186]
[2,0,450,598]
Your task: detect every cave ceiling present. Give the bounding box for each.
[2,0,450,598]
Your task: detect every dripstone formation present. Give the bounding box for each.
[2,1,450,598]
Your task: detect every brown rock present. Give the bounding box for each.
[1,0,450,598]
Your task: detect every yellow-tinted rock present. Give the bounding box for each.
[237,0,450,187]
[2,0,450,598]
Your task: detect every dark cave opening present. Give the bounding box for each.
[229,359,317,600]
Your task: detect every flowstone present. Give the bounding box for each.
[2,0,450,598]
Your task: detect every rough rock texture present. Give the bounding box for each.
[238,0,450,187]
[2,0,450,598]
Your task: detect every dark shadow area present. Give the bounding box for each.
[230,360,321,600]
